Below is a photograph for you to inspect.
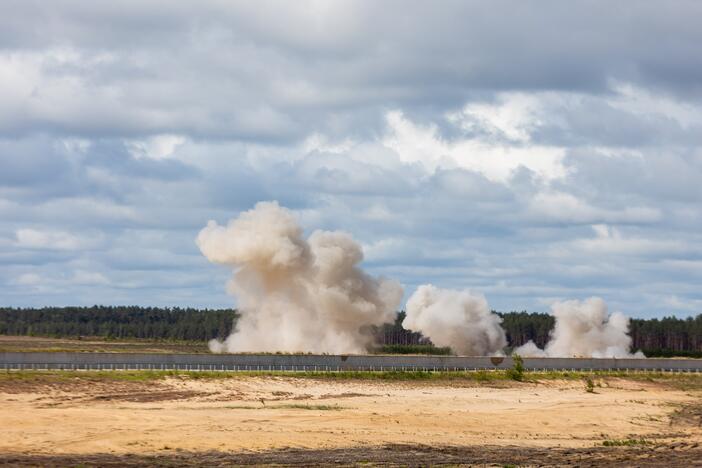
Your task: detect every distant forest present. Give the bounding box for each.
[1,306,701,357]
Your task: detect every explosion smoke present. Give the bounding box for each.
[197,201,403,353]
[402,285,507,356]
[197,203,642,358]
[514,297,644,358]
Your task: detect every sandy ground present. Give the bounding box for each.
[1,374,700,466]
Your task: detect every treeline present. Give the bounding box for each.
[371,311,430,346]
[0,306,236,342]
[1,306,701,356]
[629,316,702,356]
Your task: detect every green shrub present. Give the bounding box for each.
[506,354,524,381]
[585,377,595,393]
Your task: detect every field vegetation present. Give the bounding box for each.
[3,368,701,390]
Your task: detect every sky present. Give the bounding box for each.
[1,1,701,318]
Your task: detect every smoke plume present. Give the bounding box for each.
[402,284,507,356]
[514,297,644,358]
[197,201,403,353]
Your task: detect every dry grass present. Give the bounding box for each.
[0,335,208,354]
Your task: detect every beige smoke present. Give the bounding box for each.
[402,284,507,356]
[197,201,403,353]
[514,297,644,358]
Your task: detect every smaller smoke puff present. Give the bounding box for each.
[514,297,644,358]
[403,284,507,356]
[512,340,546,357]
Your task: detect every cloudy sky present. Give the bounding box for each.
[2,1,701,318]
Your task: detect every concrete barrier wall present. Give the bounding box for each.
[1,352,700,371]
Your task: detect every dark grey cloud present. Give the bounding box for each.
[2,1,702,141]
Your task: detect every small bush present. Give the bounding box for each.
[506,354,524,381]
[585,377,595,393]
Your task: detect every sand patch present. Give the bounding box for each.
[0,375,699,457]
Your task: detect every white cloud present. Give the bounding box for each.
[302,133,354,154]
[71,270,110,285]
[528,192,661,224]
[13,273,42,286]
[573,225,688,256]
[15,228,85,250]
[609,82,702,129]
[126,134,187,160]
[382,110,566,182]
[663,295,702,312]
[363,237,414,262]
[447,93,545,143]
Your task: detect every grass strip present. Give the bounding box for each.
[2,369,701,388]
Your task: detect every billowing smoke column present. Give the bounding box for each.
[514,297,644,358]
[197,201,403,354]
[402,285,507,356]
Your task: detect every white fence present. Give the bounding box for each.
[1,352,701,372]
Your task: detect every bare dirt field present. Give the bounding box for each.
[0,371,701,466]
